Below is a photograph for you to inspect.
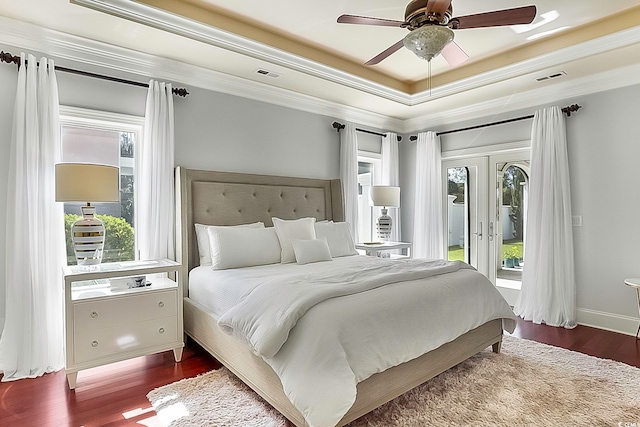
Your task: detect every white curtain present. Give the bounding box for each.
[413,131,445,259]
[136,80,175,261]
[381,132,401,242]
[0,53,66,381]
[514,106,576,328]
[340,123,359,242]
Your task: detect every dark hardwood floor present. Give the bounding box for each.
[1,318,638,426]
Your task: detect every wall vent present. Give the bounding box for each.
[256,69,280,78]
[536,71,567,82]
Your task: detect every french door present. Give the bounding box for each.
[442,149,530,305]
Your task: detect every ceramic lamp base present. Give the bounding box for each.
[72,204,105,266]
[376,208,392,241]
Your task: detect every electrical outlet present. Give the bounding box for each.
[571,215,582,227]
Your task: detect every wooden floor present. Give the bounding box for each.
[1,318,638,426]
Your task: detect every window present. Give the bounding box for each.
[357,153,381,242]
[59,107,144,265]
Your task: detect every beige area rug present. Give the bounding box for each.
[147,336,640,426]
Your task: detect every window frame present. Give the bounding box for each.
[357,151,382,243]
[59,106,145,262]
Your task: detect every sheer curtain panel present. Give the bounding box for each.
[381,132,401,242]
[136,80,175,261]
[413,131,445,259]
[0,53,66,381]
[340,123,359,242]
[514,106,576,328]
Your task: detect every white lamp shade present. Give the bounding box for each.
[371,186,400,208]
[55,163,120,203]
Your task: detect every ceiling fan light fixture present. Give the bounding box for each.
[403,25,454,62]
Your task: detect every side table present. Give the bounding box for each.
[355,241,412,258]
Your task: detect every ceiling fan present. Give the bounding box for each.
[337,0,537,66]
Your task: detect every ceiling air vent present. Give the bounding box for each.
[256,69,280,78]
[536,71,567,82]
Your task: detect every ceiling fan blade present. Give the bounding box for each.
[365,40,405,65]
[337,14,405,27]
[441,41,469,66]
[426,0,451,15]
[452,5,537,29]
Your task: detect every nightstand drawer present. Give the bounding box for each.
[74,290,177,332]
[74,315,178,363]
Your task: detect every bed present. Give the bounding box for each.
[175,167,516,427]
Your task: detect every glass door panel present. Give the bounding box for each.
[442,157,488,275]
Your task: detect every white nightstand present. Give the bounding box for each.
[355,241,412,258]
[63,259,184,389]
[623,278,640,339]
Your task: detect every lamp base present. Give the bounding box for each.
[72,204,105,266]
[376,208,393,241]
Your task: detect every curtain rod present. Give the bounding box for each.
[408,104,582,141]
[332,121,402,142]
[0,50,189,97]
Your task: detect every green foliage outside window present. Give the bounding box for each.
[65,213,135,265]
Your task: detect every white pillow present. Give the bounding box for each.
[272,217,317,263]
[291,237,332,265]
[314,221,358,258]
[196,222,264,266]
[207,226,281,270]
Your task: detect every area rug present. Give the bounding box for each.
[147,336,640,426]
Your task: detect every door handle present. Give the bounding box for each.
[473,222,483,240]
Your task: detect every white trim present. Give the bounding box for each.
[59,106,144,130]
[576,307,640,337]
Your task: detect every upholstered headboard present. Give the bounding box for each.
[175,167,344,294]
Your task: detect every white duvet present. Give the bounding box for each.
[191,256,516,427]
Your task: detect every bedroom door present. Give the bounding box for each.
[443,149,530,305]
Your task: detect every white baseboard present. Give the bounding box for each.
[577,308,639,337]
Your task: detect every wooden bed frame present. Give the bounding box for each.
[175,167,504,426]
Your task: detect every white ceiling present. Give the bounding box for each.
[2,0,640,131]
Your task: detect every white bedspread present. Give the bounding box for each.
[193,256,516,427]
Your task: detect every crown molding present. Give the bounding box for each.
[403,61,640,133]
[0,15,404,132]
[70,0,412,105]
[1,12,639,135]
[70,0,640,110]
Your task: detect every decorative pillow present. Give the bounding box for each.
[291,237,332,265]
[272,217,317,263]
[196,222,265,266]
[314,221,358,258]
[207,226,281,270]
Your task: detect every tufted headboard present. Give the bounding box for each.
[175,167,344,294]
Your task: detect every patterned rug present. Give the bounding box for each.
[147,335,640,426]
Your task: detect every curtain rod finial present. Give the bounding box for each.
[0,51,20,66]
[562,104,582,117]
[332,121,345,132]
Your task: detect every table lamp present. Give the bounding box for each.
[55,163,120,266]
[371,186,400,240]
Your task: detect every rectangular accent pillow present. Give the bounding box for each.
[272,217,317,263]
[207,226,281,270]
[314,221,358,258]
[195,222,264,266]
[292,237,332,265]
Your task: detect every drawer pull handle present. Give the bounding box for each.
[91,340,99,347]
[91,311,98,318]
[158,301,165,308]
[159,327,165,334]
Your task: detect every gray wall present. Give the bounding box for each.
[0,45,341,327]
[400,84,640,331]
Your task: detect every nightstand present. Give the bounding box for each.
[623,278,640,339]
[355,241,412,258]
[63,259,184,389]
